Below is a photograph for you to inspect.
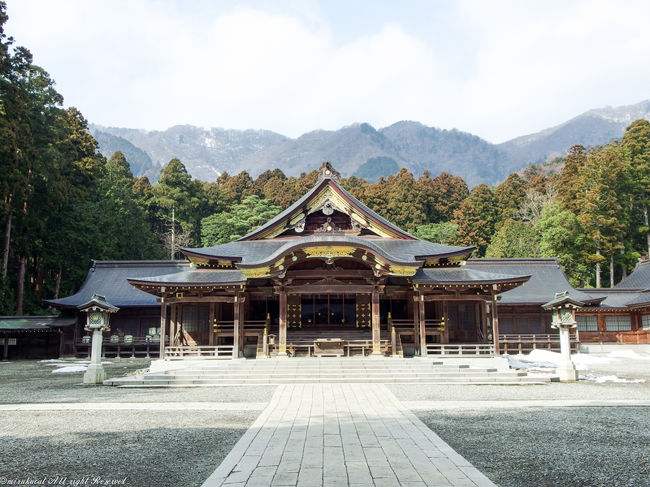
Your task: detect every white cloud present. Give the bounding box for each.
[5,0,650,141]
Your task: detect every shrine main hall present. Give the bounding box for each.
[46,163,650,360]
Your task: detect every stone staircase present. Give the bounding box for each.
[104,357,552,387]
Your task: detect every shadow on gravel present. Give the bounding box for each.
[0,424,247,487]
[419,407,650,487]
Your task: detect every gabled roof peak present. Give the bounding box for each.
[236,163,418,241]
[317,162,341,183]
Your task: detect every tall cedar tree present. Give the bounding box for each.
[452,184,498,256]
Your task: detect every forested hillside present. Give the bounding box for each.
[1,2,649,315]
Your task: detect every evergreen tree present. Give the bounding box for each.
[452,184,498,256]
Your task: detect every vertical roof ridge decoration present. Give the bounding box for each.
[237,163,417,241]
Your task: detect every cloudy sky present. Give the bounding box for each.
[6,0,650,142]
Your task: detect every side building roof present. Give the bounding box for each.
[614,259,650,290]
[46,261,190,308]
[466,258,605,305]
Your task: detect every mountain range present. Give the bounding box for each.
[90,99,650,186]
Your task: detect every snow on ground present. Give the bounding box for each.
[52,365,89,374]
[505,348,649,383]
[579,374,645,383]
[40,360,113,374]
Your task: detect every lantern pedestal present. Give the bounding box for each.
[84,328,107,385]
[543,291,583,383]
[556,325,579,382]
[78,293,119,386]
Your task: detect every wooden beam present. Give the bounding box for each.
[165,295,236,304]
[421,295,490,302]
[285,284,375,294]
[287,269,374,279]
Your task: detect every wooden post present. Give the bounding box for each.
[233,296,241,359]
[239,293,246,357]
[371,289,381,355]
[480,299,488,343]
[491,295,500,355]
[419,295,427,356]
[208,302,215,346]
[159,299,167,359]
[278,290,287,356]
[169,303,177,348]
[2,332,8,361]
[412,295,420,354]
[441,300,449,344]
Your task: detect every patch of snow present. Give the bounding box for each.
[580,374,645,384]
[39,359,68,364]
[52,365,87,374]
[503,354,555,372]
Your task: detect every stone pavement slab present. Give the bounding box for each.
[201,384,496,487]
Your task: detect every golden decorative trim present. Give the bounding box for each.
[389,265,418,276]
[241,267,271,279]
[303,246,356,259]
[217,260,232,267]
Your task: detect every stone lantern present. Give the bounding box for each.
[78,293,119,385]
[542,291,583,382]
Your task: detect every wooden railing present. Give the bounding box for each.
[77,336,169,358]
[499,333,580,354]
[425,343,495,356]
[165,345,234,359]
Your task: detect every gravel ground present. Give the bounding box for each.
[0,409,258,487]
[0,359,276,404]
[417,407,650,487]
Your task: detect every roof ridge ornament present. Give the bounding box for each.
[317,162,340,182]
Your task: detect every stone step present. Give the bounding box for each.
[106,375,550,387]
[160,371,506,380]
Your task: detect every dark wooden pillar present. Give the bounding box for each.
[480,299,488,343]
[441,300,449,344]
[2,332,8,361]
[159,300,167,358]
[412,294,420,354]
[169,303,177,347]
[278,290,287,356]
[208,302,215,346]
[491,295,500,354]
[418,294,427,356]
[371,289,381,355]
[239,293,246,356]
[233,296,241,359]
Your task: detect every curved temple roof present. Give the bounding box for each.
[183,236,474,268]
[466,258,605,305]
[47,261,190,308]
[614,259,650,290]
[182,164,475,266]
[238,166,417,241]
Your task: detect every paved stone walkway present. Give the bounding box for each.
[201,384,495,487]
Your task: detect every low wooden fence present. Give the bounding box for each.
[499,333,580,354]
[165,345,234,359]
[425,343,495,356]
[77,336,168,358]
